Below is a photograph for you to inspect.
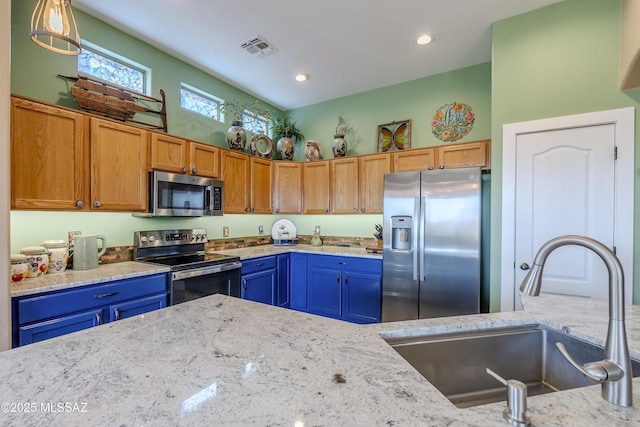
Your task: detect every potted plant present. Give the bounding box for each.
[271,115,305,160]
[333,113,353,157]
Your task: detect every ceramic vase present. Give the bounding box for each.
[226,120,247,151]
[304,140,321,161]
[277,134,295,160]
[332,134,347,157]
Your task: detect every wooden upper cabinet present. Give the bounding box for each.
[436,140,491,170]
[221,150,251,213]
[359,153,392,214]
[90,118,149,211]
[330,158,359,214]
[303,161,330,214]
[11,97,89,210]
[273,162,303,214]
[392,147,435,172]
[190,142,220,178]
[250,158,273,214]
[150,133,220,178]
[150,133,189,174]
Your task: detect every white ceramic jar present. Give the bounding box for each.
[10,254,29,283]
[19,246,49,277]
[42,240,69,273]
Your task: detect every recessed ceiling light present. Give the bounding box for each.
[417,34,433,45]
[295,73,309,82]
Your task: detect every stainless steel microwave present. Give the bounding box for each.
[135,171,223,217]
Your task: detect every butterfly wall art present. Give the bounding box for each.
[377,119,411,152]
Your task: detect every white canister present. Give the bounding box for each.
[43,240,69,273]
[19,246,49,277]
[10,254,29,283]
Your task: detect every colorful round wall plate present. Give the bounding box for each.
[431,102,474,142]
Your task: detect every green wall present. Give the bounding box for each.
[490,0,640,308]
[288,63,491,161]
[10,0,282,146]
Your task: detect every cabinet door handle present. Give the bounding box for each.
[242,278,247,290]
[95,312,101,325]
[76,200,84,208]
[345,273,349,285]
[324,208,329,213]
[361,207,365,213]
[114,307,120,321]
[275,208,280,213]
[93,200,102,208]
[439,164,445,169]
[245,207,250,212]
[337,272,340,283]
[338,261,347,265]
[191,168,197,174]
[182,166,188,173]
[255,263,265,267]
[428,165,434,170]
[95,292,118,299]
[353,208,357,213]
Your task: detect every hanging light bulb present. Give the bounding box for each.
[43,0,70,36]
[30,0,81,55]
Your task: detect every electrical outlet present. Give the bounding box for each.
[223,226,229,237]
[258,225,264,235]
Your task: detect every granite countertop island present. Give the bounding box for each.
[1,292,640,426]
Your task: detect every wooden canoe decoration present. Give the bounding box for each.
[58,74,167,132]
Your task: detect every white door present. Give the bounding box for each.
[514,125,614,302]
[501,108,635,311]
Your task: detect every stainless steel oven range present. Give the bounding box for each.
[133,229,241,305]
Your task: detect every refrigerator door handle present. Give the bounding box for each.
[413,196,421,281]
[419,195,426,282]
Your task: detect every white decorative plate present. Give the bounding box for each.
[271,219,297,240]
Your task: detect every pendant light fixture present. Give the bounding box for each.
[30,0,81,55]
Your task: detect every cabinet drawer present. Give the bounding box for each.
[17,274,167,324]
[241,256,276,275]
[307,254,381,273]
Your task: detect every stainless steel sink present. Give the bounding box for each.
[384,324,640,408]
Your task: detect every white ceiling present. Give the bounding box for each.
[73,0,562,111]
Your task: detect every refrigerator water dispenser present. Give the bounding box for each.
[391,216,413,251]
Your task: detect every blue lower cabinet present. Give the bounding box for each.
[276,254,290,308]
[109,294,167,321]
[342,270,382,323]
[307,266,342,319]
[12,274,168,347]
[307,254,381,323]
[241,269,276,305]
[19,309,102,345]
[289,253,308,311]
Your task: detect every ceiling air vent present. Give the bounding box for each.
[241,35,278,58]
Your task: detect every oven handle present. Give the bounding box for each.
[171,261,242,281]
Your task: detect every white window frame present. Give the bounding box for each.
[180,83,224,122]
[78,40,151,96]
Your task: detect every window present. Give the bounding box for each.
[180,83,223,121]
[77,41,150,94]
[243,110,270,135]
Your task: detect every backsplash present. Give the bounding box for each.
[99,235,382,264]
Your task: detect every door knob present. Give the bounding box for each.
[520,262,531,271]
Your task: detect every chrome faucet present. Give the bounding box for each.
[519,235,632,407]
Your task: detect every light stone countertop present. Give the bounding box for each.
[212,243,383,260]
[0,293,639,426]
[10,261,170,298]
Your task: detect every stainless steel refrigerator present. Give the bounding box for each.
[382,168,481,321]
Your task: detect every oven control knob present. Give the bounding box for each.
[148,236,156,243]
[191,234,197,241]
[140,236,148,244]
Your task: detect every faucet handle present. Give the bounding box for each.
[555,342,624,382]
[486,368,531,427]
